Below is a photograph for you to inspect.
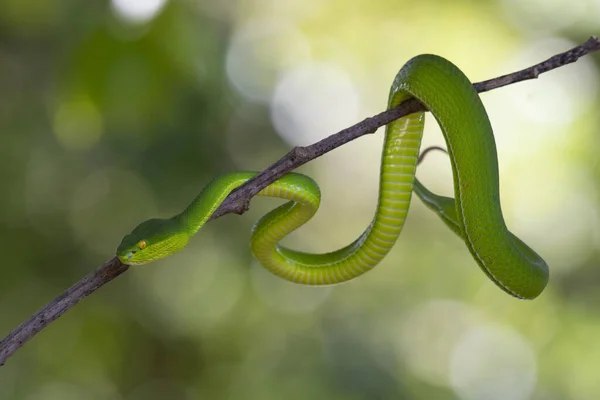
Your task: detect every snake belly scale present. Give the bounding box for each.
[117,54,549,300]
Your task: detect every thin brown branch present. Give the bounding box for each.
[1,36,599,366]
[0,257,128,366]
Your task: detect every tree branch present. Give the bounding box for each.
[1,36,599,366]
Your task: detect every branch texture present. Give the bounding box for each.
[1,36,599,366]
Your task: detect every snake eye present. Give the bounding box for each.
[138,240,147,250]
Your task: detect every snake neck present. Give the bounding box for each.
[172,188,213,235]
[174,212,197,236]
[174,173,255,236]
[174,198,212,236]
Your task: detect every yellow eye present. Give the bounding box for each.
[138,240,147,250]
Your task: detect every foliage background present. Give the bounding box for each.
[1,0,599,399]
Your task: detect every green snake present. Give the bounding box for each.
[117,54,549,300]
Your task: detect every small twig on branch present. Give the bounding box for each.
[1,36,599,366]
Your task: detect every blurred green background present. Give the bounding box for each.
[1,0,600,399]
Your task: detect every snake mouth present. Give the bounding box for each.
[117,251,136,262]
[118,250,140,266]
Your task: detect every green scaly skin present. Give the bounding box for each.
[117,54,549,299]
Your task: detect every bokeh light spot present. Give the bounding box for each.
[226,19,312,102]
[507,164,596,274]
[396,300,481,386]
[507,38,598,130]
[450,325,537,400]
[110,0,168,24]
[501,0,584,34]
[271,62,360,146]
[53,95,103,151]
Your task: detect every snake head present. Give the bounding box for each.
[117,218,189,266]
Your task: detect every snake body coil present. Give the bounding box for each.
[117,55,549,299]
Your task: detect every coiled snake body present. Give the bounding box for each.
[117,55,549,300]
